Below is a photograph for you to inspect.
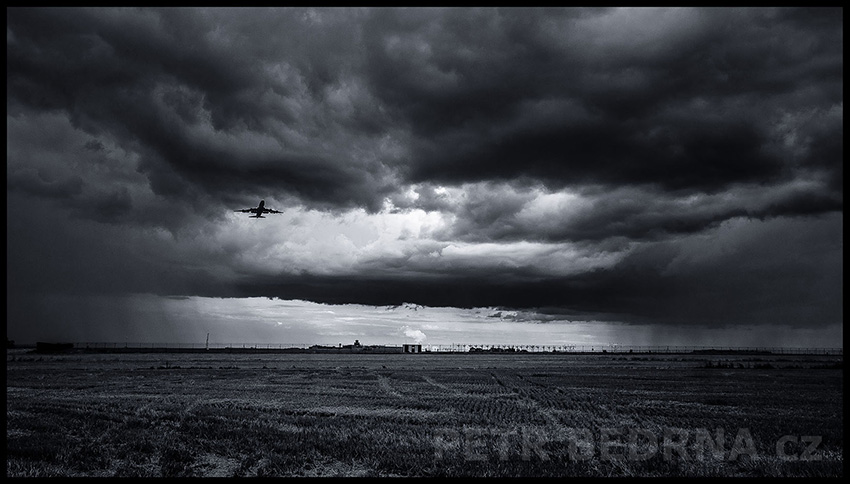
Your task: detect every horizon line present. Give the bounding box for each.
[11,341,843,355]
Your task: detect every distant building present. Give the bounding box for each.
[403,344,422,353]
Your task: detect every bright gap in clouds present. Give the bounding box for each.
[221,190,626,279]
[161,296,845,349]
[13,293,841,350]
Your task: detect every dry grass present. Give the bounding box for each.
[6,351,843,477]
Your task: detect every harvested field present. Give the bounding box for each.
[6,350,842,477]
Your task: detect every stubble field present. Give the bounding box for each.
[6,350,843,477]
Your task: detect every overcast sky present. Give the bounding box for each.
[6,7,842,347]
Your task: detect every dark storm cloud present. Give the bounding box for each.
[413,115,784,192]
[363,8,841,195]
[7,7,842,220]
[7,170,84,200]
[5,7,843,333]
[427,181,843,244]
[7,7,397,215]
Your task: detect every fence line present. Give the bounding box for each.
[426,344,842,355]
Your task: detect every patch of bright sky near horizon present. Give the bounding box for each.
[11,294,843,349]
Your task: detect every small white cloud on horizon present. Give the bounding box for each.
[402,325,427,344]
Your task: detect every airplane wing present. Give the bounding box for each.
[235,208,257,213]
[265,208,283,214]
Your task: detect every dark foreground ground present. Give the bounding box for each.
[6,350,843,477]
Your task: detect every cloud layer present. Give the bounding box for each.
[6,7,843,340]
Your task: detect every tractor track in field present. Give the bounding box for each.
[489,371,564,428]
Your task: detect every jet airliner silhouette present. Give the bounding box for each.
[235,200,283,218]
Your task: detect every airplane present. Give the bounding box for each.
[234,199,283,218]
